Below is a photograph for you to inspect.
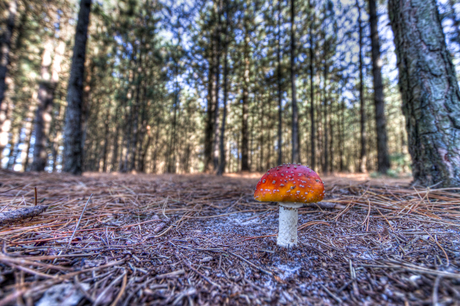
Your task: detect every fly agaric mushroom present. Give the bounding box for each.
[254,164,325,247]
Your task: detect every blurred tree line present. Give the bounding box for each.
[0,0,459,186]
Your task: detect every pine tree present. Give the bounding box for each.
[63,0,92,175]
[389,0,460,187]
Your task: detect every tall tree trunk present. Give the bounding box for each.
[309,0,315,170]
[151,122,160,173]
[368,0,390,174]
[241,20,250,172]
[139,124,152,173]
[7,130,19,170]
[217,3,229,176]
[31,40,65,171]
[389,0,460,187]
[322,65,329,174]
[0,101,11,156]
[63,0,92,175]
[339,97,344,172]
[290,0,300,164]
[5,129,18,169]
[129,46,142,171]
[101,106,110,172]
[110,105,120,171]
[329,93,334,172]
[0,0,17,110]
[203,35,215,173]
[213,2,222,172]
[277,0,283,165]
[80,59,95,172]
[167,78,178,173]
[357,1,367,173]
[259,94,265,171]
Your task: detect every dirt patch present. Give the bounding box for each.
[0,170,459,305]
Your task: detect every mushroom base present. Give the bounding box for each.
[277,203,303,247]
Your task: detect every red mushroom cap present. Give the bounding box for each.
[253,164,325,203]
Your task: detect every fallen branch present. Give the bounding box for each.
[0,205,48,226]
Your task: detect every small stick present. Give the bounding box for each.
[432,276,441,306]
[67,194,93,249]
[376,207,395,231]
[298,220,331,231]
[361,199,371,231]
[227,251,273,275]
[242,234,277,241]
[110,271,127,306]
[34,187,37,206]
[0,205,48,226]
[320,284,342,304]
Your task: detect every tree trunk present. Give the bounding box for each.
[63,0,92,175]
[0,0,17,110]
[151,123,160,173]
[167,79,178,173]
[322,65,329,174]
[368,0,390,174]
[241,21,250,172]
[213,2,222,172]
[339,97,344,172]
[259,94,264,171]
[290,0,300,164]
[138,127,152,173]
[309,0,315,170]
[129,45,142,171]
[357,1,367,173]
[101,106,110,172]
[277,0,283,165]
[6,130,19,170]
[217,2,229,176]
[389,0,460,187]
[203,35,215,173]
[31,39,65,171]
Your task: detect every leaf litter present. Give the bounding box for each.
[0,170,459,305]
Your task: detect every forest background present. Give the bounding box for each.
[1,0,459,179]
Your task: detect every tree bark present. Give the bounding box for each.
[167,76,178,173]
[322,64,329,174]
[63,0,92,175]
[277,0,283,166]
[31,39,65,171]
[203,34,215,173]
[217,1,229,176]
[339,96,345,172]
[129,44,143,171]
[213,1,222,172]
[241,19,250,172]
[290,0,300,164]
[357,1,367,173]
[368,0,390,174]
[0,0,17,110]
[389,0,460,187]
[309,0,315,170]
[101,106,110,172]
[0,103,11,157]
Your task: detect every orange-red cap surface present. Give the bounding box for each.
[254,164,325,203]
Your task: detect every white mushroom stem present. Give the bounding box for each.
[277,202,303,247]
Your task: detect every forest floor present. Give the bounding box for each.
[0,170,459,305]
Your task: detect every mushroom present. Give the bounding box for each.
[253,164,325,248]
